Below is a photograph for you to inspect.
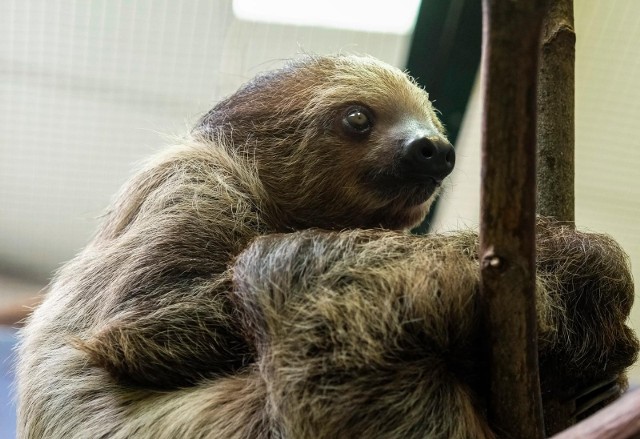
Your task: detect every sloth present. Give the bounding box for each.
[16,55,638,439]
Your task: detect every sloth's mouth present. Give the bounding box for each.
[401,182,439,207]
[365,170,441,206]
[360,170,442,229]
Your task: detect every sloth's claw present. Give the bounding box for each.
[572,376,621,418]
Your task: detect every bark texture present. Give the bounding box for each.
[537,1,577,434]
[480,1,546,437]
[537,0,576,224]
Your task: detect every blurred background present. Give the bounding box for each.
[1,0,639,436]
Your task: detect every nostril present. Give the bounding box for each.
[445,148,455,166]
[421,144,435,159]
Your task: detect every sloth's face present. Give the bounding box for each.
[256,60,454,231]
[307,95,455,231]
[197,55,455,231]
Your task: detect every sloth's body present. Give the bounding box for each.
[17,55,638,439]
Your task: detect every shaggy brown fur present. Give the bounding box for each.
[16,55,638,439]
[233,225,637,438]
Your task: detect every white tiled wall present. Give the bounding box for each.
[0,0,409,281]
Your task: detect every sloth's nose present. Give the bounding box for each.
[401,136,456,183]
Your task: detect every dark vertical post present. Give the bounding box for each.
[536,1,577,434]
[480,0,545,438]
[537,0,575,223]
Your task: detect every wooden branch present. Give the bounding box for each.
[480,1,546,438]
[536,1,577,434]
[536,0,576,223]
[550,389,640,439]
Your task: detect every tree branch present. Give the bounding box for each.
[535,1,577,435]
[536,0,576,223]
[480,0,546,437]
[550,390,640,439]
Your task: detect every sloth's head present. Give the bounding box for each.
[196,55,455,231]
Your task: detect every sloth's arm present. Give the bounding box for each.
[534,221,638,410]
[74,275,250,388]
[71,155,261,388]
[70,218,253,388]
[232,224,637,438]
[232,229,495,439]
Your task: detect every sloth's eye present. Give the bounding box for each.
[346,110,369,129]
[343,107,373,134]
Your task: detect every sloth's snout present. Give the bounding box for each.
[401,136,456,183]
